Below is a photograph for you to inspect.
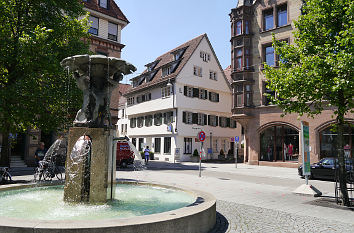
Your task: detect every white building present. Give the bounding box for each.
[118,34,238,162]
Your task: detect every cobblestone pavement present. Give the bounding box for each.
[210,200,354,233]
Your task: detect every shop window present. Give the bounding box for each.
[138,138,144,151]
[320,124,353,158]
[154,138,161,153]
[164,137,171,154]
[184,138,192,154]
[260,125,299,162]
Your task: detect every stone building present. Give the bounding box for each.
[229,0,353,167]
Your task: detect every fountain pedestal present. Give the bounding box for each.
[64,127,116,203]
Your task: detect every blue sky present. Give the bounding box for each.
[115,0,238,83]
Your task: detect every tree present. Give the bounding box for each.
[0,0,91,166]
[264,0,353,206]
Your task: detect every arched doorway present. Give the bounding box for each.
[320,123,353,159]
[260,125,299,162]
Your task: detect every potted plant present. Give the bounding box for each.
[191,149,199,162]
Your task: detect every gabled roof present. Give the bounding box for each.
[84,0,129,24]
[125,34,206,95]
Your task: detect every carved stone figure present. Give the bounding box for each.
[61,55,136,128]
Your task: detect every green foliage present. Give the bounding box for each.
[192,149,199,157]
[264,0,353,118]
[0,0,90,135]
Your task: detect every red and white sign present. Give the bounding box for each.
[198,131,206,142]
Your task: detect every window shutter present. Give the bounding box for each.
[204,90,208,99]
[192,113,198,124]
[148,93,151,100]
[163,113,167,124]
[204,114,207,125]
[183,112,186,123]
[184,86,187,96]
[193,88,199,98]
[216,93,220,102]
[227,118,231,128]
[208,115,211,125]
[216,116,219,126]
[209,92,212,101]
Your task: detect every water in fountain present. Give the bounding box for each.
[126,140,146,170]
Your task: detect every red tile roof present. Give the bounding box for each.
[84,0,129,24]
[125,34,206,95]
[224,65,232,85]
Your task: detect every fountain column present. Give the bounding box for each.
[61,55,136,204]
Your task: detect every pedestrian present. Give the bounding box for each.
[144,146,150,165]
[34,142,47,167]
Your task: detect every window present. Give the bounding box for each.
[164,137,171,154]
[154,138,161,153]
[236,21,242,35]
[161,86,171,98]
[209,71,217,80]
[208,115,218,127]
[108,22,118,41]
[230,120,237,128]
[277,5,288,27]
[130,118,136,128]
[219,117,227,128]
[145,115,153,127]
[138,138,144,151]
[88,16,99,35]
[137,117,144,128]
[245,84,252,106]
[209,92,219,102]
[264,9,274,31]
[265,45,275,66]
[127,97,135,106]
[184,86,193,97]
[162,66,172,77]
[163,111,174,124]
[183,111,193,124]
[198,113,207,126]
[193,66,202,77]
[99,0,108,8]
[154,113,162,126]
[264,82,275,106]
[245,21,249,34]
[184,138,192,154]
[200,51,210,62]
[235,48,243,71]
[213,139,218,153]
[199,89,207,99]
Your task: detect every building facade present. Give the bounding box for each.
[11,0,130,167]
[229,0,353,167]
[120,34,240,162]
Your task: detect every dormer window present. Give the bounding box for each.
[162,66,172,77]
[99,0,108,9]
[88,16,99,35]
[108,22,118,41]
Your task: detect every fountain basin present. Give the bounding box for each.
[0,182,216,233]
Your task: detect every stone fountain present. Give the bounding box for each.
[60,55,136,203]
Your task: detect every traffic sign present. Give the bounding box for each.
[235,136,239,142]
[198,131,206,142]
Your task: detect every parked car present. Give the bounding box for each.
[298,157,354,181]
[116,141,135,168]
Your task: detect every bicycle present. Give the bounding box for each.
[0,167,12,184]
[34,157,64,181]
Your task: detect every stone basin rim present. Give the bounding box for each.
[0,181,216,232]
